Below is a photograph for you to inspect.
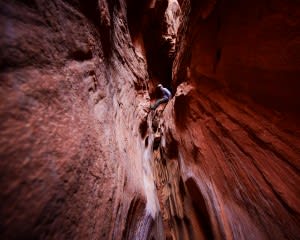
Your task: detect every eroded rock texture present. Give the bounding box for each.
[1,0,300,240]
[154,0,300,239]
[0,0,162,239]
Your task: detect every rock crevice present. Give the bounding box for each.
[1,0,300,239]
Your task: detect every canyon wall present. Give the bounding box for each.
[0,0,162,239]
[1,0,300,240]
[156,0,300,239]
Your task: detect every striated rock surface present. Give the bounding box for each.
[173,0,300,112]
[154,0,300,239]
[0,0,162,239]
[157,83,300,239]
[1,0,300,240]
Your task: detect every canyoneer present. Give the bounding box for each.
[150,84,172,110]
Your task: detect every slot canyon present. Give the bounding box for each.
[1,0,300,239]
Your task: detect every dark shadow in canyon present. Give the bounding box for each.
[127,0,173,94]
[185,177,214,240]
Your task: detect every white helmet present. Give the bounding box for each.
[157,84,163,88]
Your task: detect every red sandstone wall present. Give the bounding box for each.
[163,0,300,239]
[0,0,162,239]
[174,0,300,113]
[1,0,299,239]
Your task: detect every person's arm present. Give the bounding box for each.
[162,88,171,99]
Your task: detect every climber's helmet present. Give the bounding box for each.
[157,84,163,88]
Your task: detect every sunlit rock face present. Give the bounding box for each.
[1,0,300,239]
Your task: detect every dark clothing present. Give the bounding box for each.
[151,87,172,110]
[151,97,169,110]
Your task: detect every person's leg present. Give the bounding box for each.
[151,97,168,110]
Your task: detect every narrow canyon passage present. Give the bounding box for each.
[0,0,299,240]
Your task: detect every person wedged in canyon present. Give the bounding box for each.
[150,84,172,110]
